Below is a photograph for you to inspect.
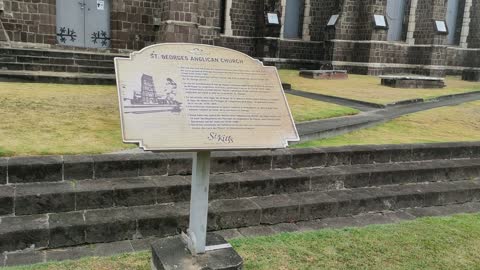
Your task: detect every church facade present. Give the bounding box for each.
[0,0,479,76]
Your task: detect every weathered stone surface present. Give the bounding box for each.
[47,245,95,262]
[272,149,292,169]
[210,152,242,173]
[238,225,276,237]
[154,175,191,203]
[138,153,168,177]
[92,241,134,257]
[324,147,352,166]
[15,182,75,215]
[236,170,274,197]
[93,154,139,179]
[270,222,299,233]
[165,153,192,175]
[0,158,7,185]
[291,148,327,168]
[271,169,310,194]
[4,251,45,267]
[292,192,338,221]
[300,70,348,80]
[49,212,86,248]
[75,180,115,210]
[309,168,345,191]
[0,186,14,215]
[209,198,261,230]
[215,229,243,240]
[84,207,137,244]
[380,75,445,89]
[241,150,273,171]
[209,174,240,200]
[0,214,49,252]
[130,237,159,251]
[8,156,62,183]
[151,233,243,270]
[113,178,157,207]
[462,69,480,82]
[136,203,189,238]
[250,194,299,224]
[63,155,94,181]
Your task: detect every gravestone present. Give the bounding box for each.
[115,43,299,270]
[462,69,480,82]
[380,75,446,89]
[299,70,348,80]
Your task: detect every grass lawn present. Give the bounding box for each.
[295,100,480,148]
[279,69,480,105]
[285,94,358,122]
[6,214,480,270]
[0,82,357,156]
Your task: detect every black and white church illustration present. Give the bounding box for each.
[123,74,182,114]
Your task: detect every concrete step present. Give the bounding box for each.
[0,70,115,85]
[0,47,125,62]
[0,62,115,74]
[3,202,480,267]
[0,55,115,68]
[0,158,479,217]
[1,179,479,253]
[2,143,479,185]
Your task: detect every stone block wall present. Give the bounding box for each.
[446,47,480,68]
[110,0,160,50]
[309,0,340,42]
[0,0,56,44]
[278,40,324,60]
[230,0,258,37]
[218,36,256,56]
[414,0,447,45]
[467,0,480,48]
[335,0,388,41]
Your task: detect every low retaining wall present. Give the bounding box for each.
[1,142,479,185]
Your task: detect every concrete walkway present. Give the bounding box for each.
[296,90,480,142]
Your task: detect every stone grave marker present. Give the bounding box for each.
[115,43,299,269]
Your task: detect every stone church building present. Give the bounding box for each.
[0,0,479,78]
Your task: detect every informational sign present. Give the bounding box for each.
[267,13,280,25]
[435,20,448,34]
[115,44,299,151]
[373,15,388,28]
[97,0,104,10]
[327,14,339,27]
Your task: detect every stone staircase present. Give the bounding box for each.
[0,143,479,254]
[0,47,125,84]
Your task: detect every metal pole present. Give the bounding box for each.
[187,151,211,254]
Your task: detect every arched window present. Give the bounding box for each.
[386,0,407,41]
[446,0,464,45]
[283,0,304,39]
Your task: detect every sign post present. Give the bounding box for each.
[187,151,211,254]
[115,43,299,269]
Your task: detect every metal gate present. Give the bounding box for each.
[446,0,460,45]
[284,0,303,39]
[56,0,111,48]
[386,0,407,41]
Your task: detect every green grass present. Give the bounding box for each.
[279,69,480,104]
[286,94,358,122]
[294,100,480,148]
[0,82,357,156]
[6,214,480,270]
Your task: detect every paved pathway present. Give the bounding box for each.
[296,90,480,142]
